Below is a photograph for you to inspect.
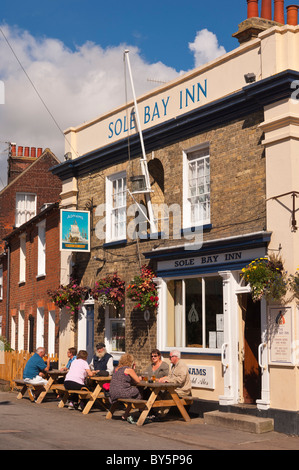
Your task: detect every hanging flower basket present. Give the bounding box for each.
[241,255,287,303]
[90,272,125,311]
[47,279,88,315]
[127,265,158,312]
[288,270,299,302]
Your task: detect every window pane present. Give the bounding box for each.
[205,277,223,349]
[185,278,202,348]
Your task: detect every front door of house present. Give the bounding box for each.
[242,294,261,403]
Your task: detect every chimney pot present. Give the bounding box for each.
[261,0,272,20]
[17,146,23,157]
[287,4,299,25]
[30,147,36,158]
[274,0,285,23]
[24,147,29,157]
[11,144,16,156]
[247,0,259,18]
[37,148,42,157]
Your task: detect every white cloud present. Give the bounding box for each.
[0,25,225,190]
[189,28,226,67]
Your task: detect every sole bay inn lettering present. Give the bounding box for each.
[108,79,208,139]
[158,247,266,272]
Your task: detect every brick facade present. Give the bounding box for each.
[0,148,62,351]
[73,109,266,370]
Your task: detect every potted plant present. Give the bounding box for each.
[91,272,125,311]
[127,265,158,312]
[47,279,88,315]
[241,254,287,303]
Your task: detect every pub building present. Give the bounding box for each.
[52,0,299,433]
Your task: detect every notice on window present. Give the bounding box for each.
[268,307,292,364]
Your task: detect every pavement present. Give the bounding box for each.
[1,389,299,452]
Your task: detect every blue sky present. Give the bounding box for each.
[2,0,247,72]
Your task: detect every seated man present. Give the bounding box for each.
[23,347,50,386]
[159,349,192,397]
[89,342,113,376]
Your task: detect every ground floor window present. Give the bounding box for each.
[166,276,223,350]
[105,306,125,357]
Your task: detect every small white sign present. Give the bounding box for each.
[188,365,215,389]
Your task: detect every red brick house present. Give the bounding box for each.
[0,145,62,353]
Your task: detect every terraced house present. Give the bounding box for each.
[51,0,299,434]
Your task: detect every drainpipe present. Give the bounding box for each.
[274,0,285,23]
[261,0,272,19]
[5,242,10,340]
[247,0,259,18]
[287,5,299,25]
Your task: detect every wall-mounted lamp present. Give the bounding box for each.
[244,73,256,83]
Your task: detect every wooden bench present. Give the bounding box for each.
[14,379,46,402]
[57,385,109,414]
[106,396,193,420]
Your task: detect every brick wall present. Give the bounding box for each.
[7,207,61,352]
[74,110,266,371]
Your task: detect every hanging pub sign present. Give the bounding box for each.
[60,209,90,252]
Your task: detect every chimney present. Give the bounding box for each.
[274,0,285,23]
[287,5,299,25]
[261,0,272,19]
[7,144,42,184]
[247,0,259,18]
[233,0,287,44]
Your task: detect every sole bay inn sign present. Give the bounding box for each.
[157,247,266,273]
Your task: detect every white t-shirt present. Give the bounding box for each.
[65,358,89,385]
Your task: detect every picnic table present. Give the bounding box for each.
[14,369,67,403]
[57,375,112,414]
[106,380,193,426]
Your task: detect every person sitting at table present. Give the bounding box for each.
[89,342,113,376]
[143,348,169,380]
[159,349,192,398]
[109,353,142,423]
[23,347,50,400]
[60,347,77,371]
[64,350,96,410]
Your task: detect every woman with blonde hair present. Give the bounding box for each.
[109,353,142,422]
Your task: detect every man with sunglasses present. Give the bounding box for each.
[159,349,192,398]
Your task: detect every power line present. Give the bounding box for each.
[0,26,79,158]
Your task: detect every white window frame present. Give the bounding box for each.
[19,234,26,284]
[183,145,210,229]
[36,307,44,348]
[158,274,223,355]
[15,192,37,227]
[0,265,3,300]
[17,310,25,352]
[105,171,127,242]
[37,220,46,277]
[48,310,55,357]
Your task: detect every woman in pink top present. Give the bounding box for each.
[64,350,96,409]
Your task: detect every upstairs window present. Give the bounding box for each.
[15,193,36,227]
[19,234,26,283]
[183,147,210,228]
[106,172,127,242]
[37,221,46,277]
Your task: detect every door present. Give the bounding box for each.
[241,294,261,404]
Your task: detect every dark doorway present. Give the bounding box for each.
[241,294,261,404]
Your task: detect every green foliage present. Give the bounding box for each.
[241,255,287,303]
[91,272,125,311]
[47,279,88,315]
[127,265,158,312]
